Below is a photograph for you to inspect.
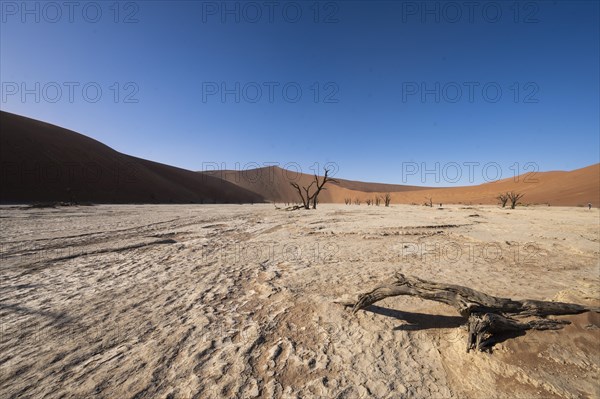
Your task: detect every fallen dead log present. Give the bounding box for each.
[284,205,305,211]
[342,273,598,352]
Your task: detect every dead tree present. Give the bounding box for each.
[497,193,508,208]
[290,181,315,209]
[354,198,361,205]
[289,168,337,210]
[344,198,351,205]
[338,273,598,353]
[425,197,433,207]
[384,193,391,207]
[311,168,338,209]
[507,191,525,209]
[375,196,381,206]
[366,199,372,206]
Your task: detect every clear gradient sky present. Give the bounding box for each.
[1,1,598,186]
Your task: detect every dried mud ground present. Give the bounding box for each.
[1,204,599,399]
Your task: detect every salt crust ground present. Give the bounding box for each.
[1,204,598,398]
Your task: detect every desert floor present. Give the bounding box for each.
[1,204,599,399]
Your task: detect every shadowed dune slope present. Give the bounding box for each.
[0,111,264,204]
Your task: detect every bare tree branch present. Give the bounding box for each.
[506,191,525,209]
[311,168,338,209]
[290,182,310,209]
[496,193,509,208]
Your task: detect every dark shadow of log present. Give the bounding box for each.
[364,305,465,330]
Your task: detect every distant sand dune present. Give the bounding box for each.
[2,111,598,206]
[204,164,599,207]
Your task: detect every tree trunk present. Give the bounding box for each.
[341,273,598,352]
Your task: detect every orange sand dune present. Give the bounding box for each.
[205,164,599,207]
[383,164,600,206]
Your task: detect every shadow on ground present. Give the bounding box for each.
[364,305,465,330]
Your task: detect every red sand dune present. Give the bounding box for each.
[1,111,598,206]
[202,167,429,203]
[204,164,599,207]
[0,111,263,204]
[401,165,600,207]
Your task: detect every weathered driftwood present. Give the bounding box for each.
[345,273,598,352]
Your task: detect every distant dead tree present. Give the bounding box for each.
[384,193,391,207]
[290,180,314,209]
[311,168,337,209]
[354,198,361,205]
[507,191,525,209]
[289,168,337,210]
[344,198,351,205]
[375,196,381,206]
[366,198,372,206]
[425,197,433,207]
[496,193,508,208]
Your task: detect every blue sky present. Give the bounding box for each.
[1,1,598,186]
